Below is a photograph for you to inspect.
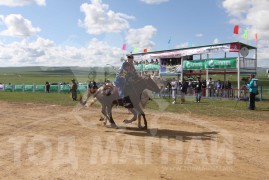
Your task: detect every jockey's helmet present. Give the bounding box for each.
[126,54,133,59]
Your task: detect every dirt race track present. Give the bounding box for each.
[0,101,268,180]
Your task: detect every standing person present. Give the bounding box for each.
[227,80,232,98]
[207,77,214,97]
[70,79,78,101]
[171,78,177,104]
[241,82,248,99]
[216,80,222,97]
[180,79,189,104]
[45,81,50,93]
[166,81,172,97]
[194,77,202,103]
[247,74,258,110]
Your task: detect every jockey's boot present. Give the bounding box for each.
[123,96,132,108]
[118,98,124,106]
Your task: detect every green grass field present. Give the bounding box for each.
[0,66,116,84]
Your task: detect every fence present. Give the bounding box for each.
[1,83,268,101]
[154,87,269,101]
[0,84,88,93]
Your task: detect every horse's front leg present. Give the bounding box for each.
[106,104,117,128]
[101,103,109,125]
[123,108,137,124]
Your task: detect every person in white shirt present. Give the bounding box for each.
[171,78,178,104]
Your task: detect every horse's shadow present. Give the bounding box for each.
[115,126,218,142]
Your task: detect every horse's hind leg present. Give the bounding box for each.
[135,106,147,130]
[138,114,142,129]
[141,114,147,130]
[123,108,137,124]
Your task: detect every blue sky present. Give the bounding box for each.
[0,0,268,67]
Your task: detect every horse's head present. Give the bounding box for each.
[143,76,160,93]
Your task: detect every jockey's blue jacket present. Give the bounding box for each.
[114,63,137,98]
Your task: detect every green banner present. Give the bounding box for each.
[78,85,87,93]
[60,85,70,93]
[135,63,160,72]
[35,85,45,92]
[24,85,33,92]
[4,85,13,91]
[50,85,59,92]
[135,64,144,71]
[144,63,160,71]
[183,60,205,70]
[14,85,24,92]
[205,58,237,69]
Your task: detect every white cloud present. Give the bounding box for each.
[125,25,157,52]
[0,0,45,7]
[0,38,125,67]
[140,0,169,5]
[213,38,220,44]
[195,33,203,37]
[222,0,250,18]
[222,0,269,64]
[78,0,135,35]
[0,14,41,37]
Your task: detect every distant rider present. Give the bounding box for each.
[114,54,138,106]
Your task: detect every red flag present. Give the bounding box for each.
[143,48,147,53]
[254,33,258,43]
[122,43,126,50]
[233,25,239,34]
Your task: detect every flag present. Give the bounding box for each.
[122,43,126,50]
[243,29,248,39]
[143,49,147,53]
[254,33,258,43]
[168,37,171,44]
[234,25,239,34]
[133,47,138,53]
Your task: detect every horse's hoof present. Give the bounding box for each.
[138,126,147,130]
[123,120,133,124]
[110,123,118,129]
[105,124,117,128]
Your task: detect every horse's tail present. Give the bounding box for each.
[80,86,102,106]
[86,97,98,107]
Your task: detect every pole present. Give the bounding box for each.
[180,57,183,83]
[237,51,240,99]
[206,54,209,97]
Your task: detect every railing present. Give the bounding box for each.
[240,58,256,69]
[0,84,88,93]
[1,84,268,101]
[153,87,268,100]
